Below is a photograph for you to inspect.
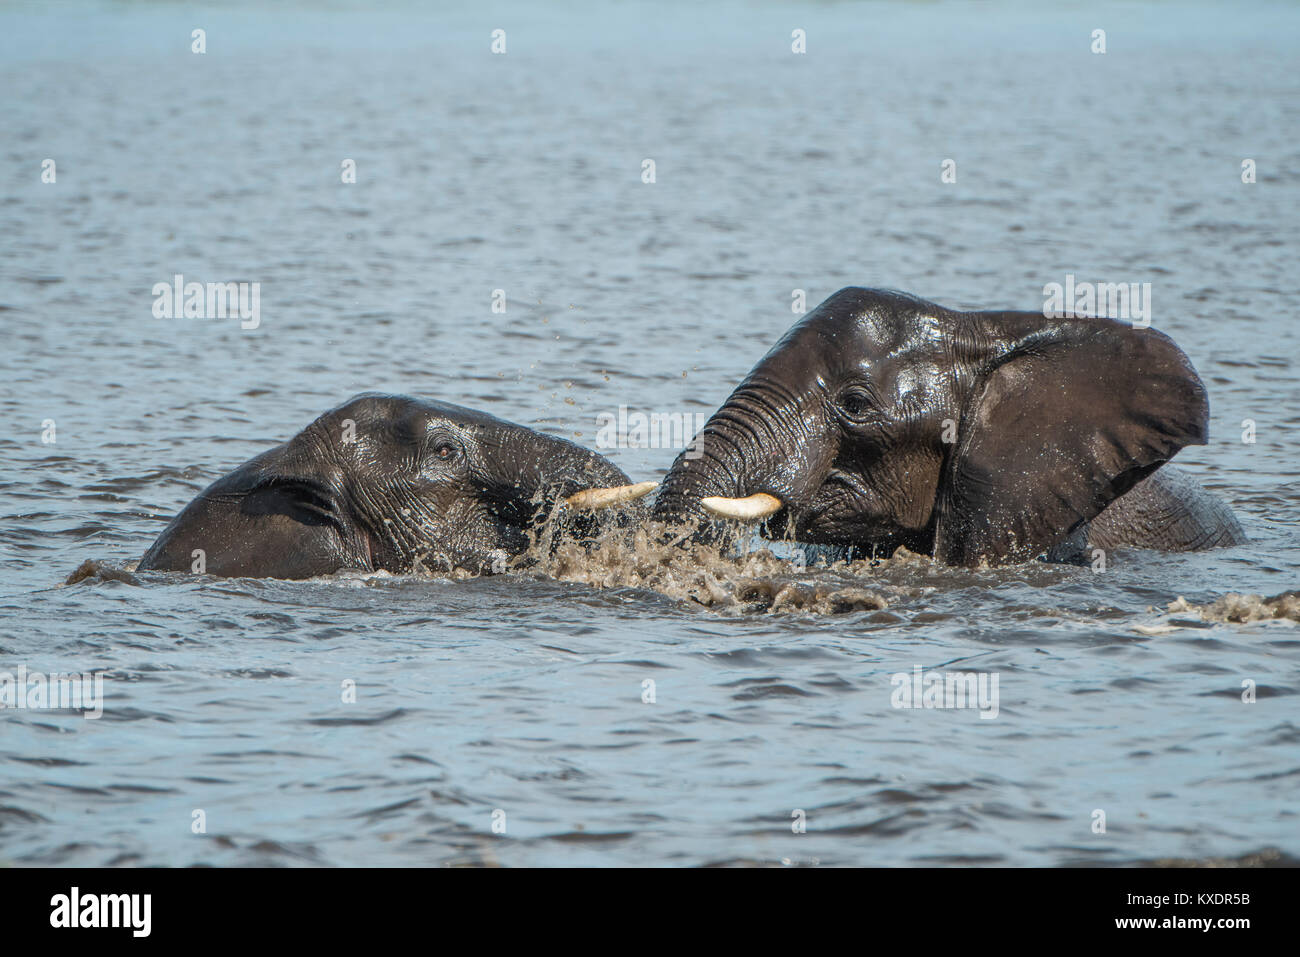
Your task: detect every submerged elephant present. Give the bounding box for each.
[138,393,655,579]
[653,288,1244,565]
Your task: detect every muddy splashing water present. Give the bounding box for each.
[533,517,897,615]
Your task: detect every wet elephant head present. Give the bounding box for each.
[139,393,653,578]
[652,288,1209,565]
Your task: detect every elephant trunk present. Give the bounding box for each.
[651,379,818,534]
[652,405,752,524]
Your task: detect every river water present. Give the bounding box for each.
[1,0,1297,866]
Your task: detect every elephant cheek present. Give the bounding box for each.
[439,525,530,576]
[399,505,532,575]
[887,451,946,532]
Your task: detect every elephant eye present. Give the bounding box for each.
[426,430,462,463]
[838,387,874,419]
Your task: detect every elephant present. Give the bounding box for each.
[138,393,656,579]
[652,287,1245,566]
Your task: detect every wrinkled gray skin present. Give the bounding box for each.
[654,288,1245,566]
[139,393,632,579]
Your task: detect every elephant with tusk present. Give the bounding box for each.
[138,392,655,579]
[652,287,1245,566]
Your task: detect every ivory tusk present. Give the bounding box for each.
[564,481,658,510]
[700,492,784,521]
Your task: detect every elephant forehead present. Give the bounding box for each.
[791,300,943,358]
[259,397,496,480]
[848,318,950,406]
[888,360,946,398]
[857,306,945,355]
[751,317,940,404]
[318,393,516,439]
[792,310,945,383]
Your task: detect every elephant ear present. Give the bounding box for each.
[933,319,1208,565]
